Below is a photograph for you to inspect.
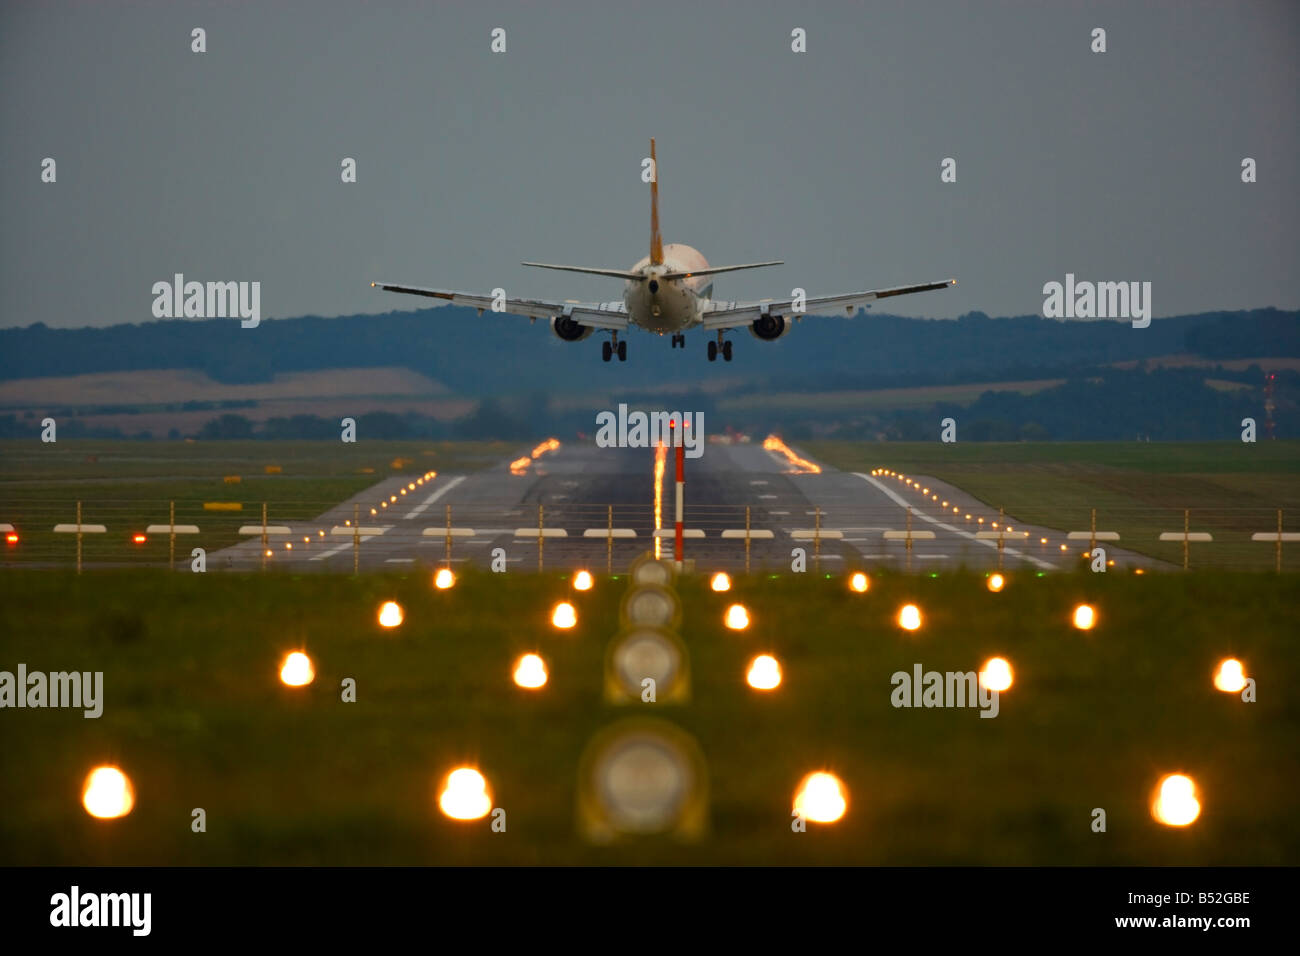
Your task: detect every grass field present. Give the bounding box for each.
[807,441,1300,570]
[0,440,514,564]
[0,568,1295,865]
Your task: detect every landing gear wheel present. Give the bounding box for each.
[617,340,627,361]
[722,340,733,362]
[707,340,718,362]
[602,341,612,362]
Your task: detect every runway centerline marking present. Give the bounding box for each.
[852,472,1057,571]
[404,476,467,519]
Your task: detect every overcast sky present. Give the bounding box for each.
[2,0,1296,329]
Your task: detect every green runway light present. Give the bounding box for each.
[929,573,938,578]
[1036,572,1045,577]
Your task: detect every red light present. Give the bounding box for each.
[132,534,147,544]
[5,533,17,545]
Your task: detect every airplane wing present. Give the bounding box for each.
[700,279,954,330]
[370,282,629,330]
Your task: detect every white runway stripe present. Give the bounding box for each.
[404,476,466,519]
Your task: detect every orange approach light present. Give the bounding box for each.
[793,772,847,824]
[979,657,1014,692]
[1072,604,1096,630]
[552,602,578,629]
[849,572,869,593]
[1151,773,1201,827]
[279,651,315,687]
[1213,658,1247,693]
[747,654,782,690]
[724,604,750,630]
[378,601,404,628]
[986,573,1005,593]
[897,604,922,631]
[82,766,135,820]
[5,533,18,545]
[710,572,732,592]
[438,768,493,821]
[434,568,455,590]
[131,533,147,544]
[573,570,594,591]
[513,653,548,689]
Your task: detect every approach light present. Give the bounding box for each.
[513,653,548,689]
[710,572,731,592]
[849,572,869,593]
[573,570,594,591]
[434,568,455,590]
[82,766,135,819]
[1072,603,1096,630]
[5,533,17,545]
[438,768,492,821]
[1151,773,1201,827]
[986,573,1005,593]
[1213,658,1246,693]
[979,656,1014,692]
[724,604,750,630]
[378,601,404,628]
[279,651,315,686]
[747,654,782,690]
[131,533,146,544]
[793,772,847,824]
[897,604,922,631]
[552,602,578,629]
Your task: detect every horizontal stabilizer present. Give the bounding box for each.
[660,261,783,280]
[521,262,644,280]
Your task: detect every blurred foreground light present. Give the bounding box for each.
[552,601,578,629]
[897,604,922,631]
[573,569,594,591]
[434,568,455,590]
[1213,658,1246,693]
[132,533,147,544]
[1072,604,1096,631]
[849,572,869,593]
[279,651,315,686]
[1151,773,1201,827]
[378,601,404,628]
[746,654,782,690]
[1060,543,1068,552]
[979,656,1014,692]
[82,766,134,819]
[5,533,17,545]
[986,573,1005,593]
[793,771,847,824]
[1134,568,1145,575]
[513,653,548,689]
[710,571,731,592]
[438,767,492,821]
[724,604,750,630]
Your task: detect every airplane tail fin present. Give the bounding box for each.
[650,137,663,265]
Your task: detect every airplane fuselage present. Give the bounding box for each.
[623,243,712,333]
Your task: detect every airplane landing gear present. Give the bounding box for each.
[708,330,732,362]
[670,333,685,349]
[603,332,627,362]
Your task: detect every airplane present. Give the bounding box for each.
[371,139,954,363]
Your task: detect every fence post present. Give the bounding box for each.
[1089,507,1096,556]
[76,500,83,575]
[169,500,176,571]
[445,503,452,567]
[1277,509,1283,574]
[538,503,544,573]
[261,502,268,572]
[998,505,1005,571]
[607,504,613,574]
[745,505,751,575]
[905,507,913,572]
[1183,508,1189,571]
[353,503,360,575]
[814,505,822,572]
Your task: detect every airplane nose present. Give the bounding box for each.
[648,279,659,294]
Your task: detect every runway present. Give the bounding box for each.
[211,440,1156,574]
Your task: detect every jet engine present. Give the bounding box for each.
[749,313,789,341]
[550,315,593,342]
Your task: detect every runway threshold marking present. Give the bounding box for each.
[404,475,467,519]
[851,473,1057,571]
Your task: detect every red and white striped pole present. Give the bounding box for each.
[674,419,685,570]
